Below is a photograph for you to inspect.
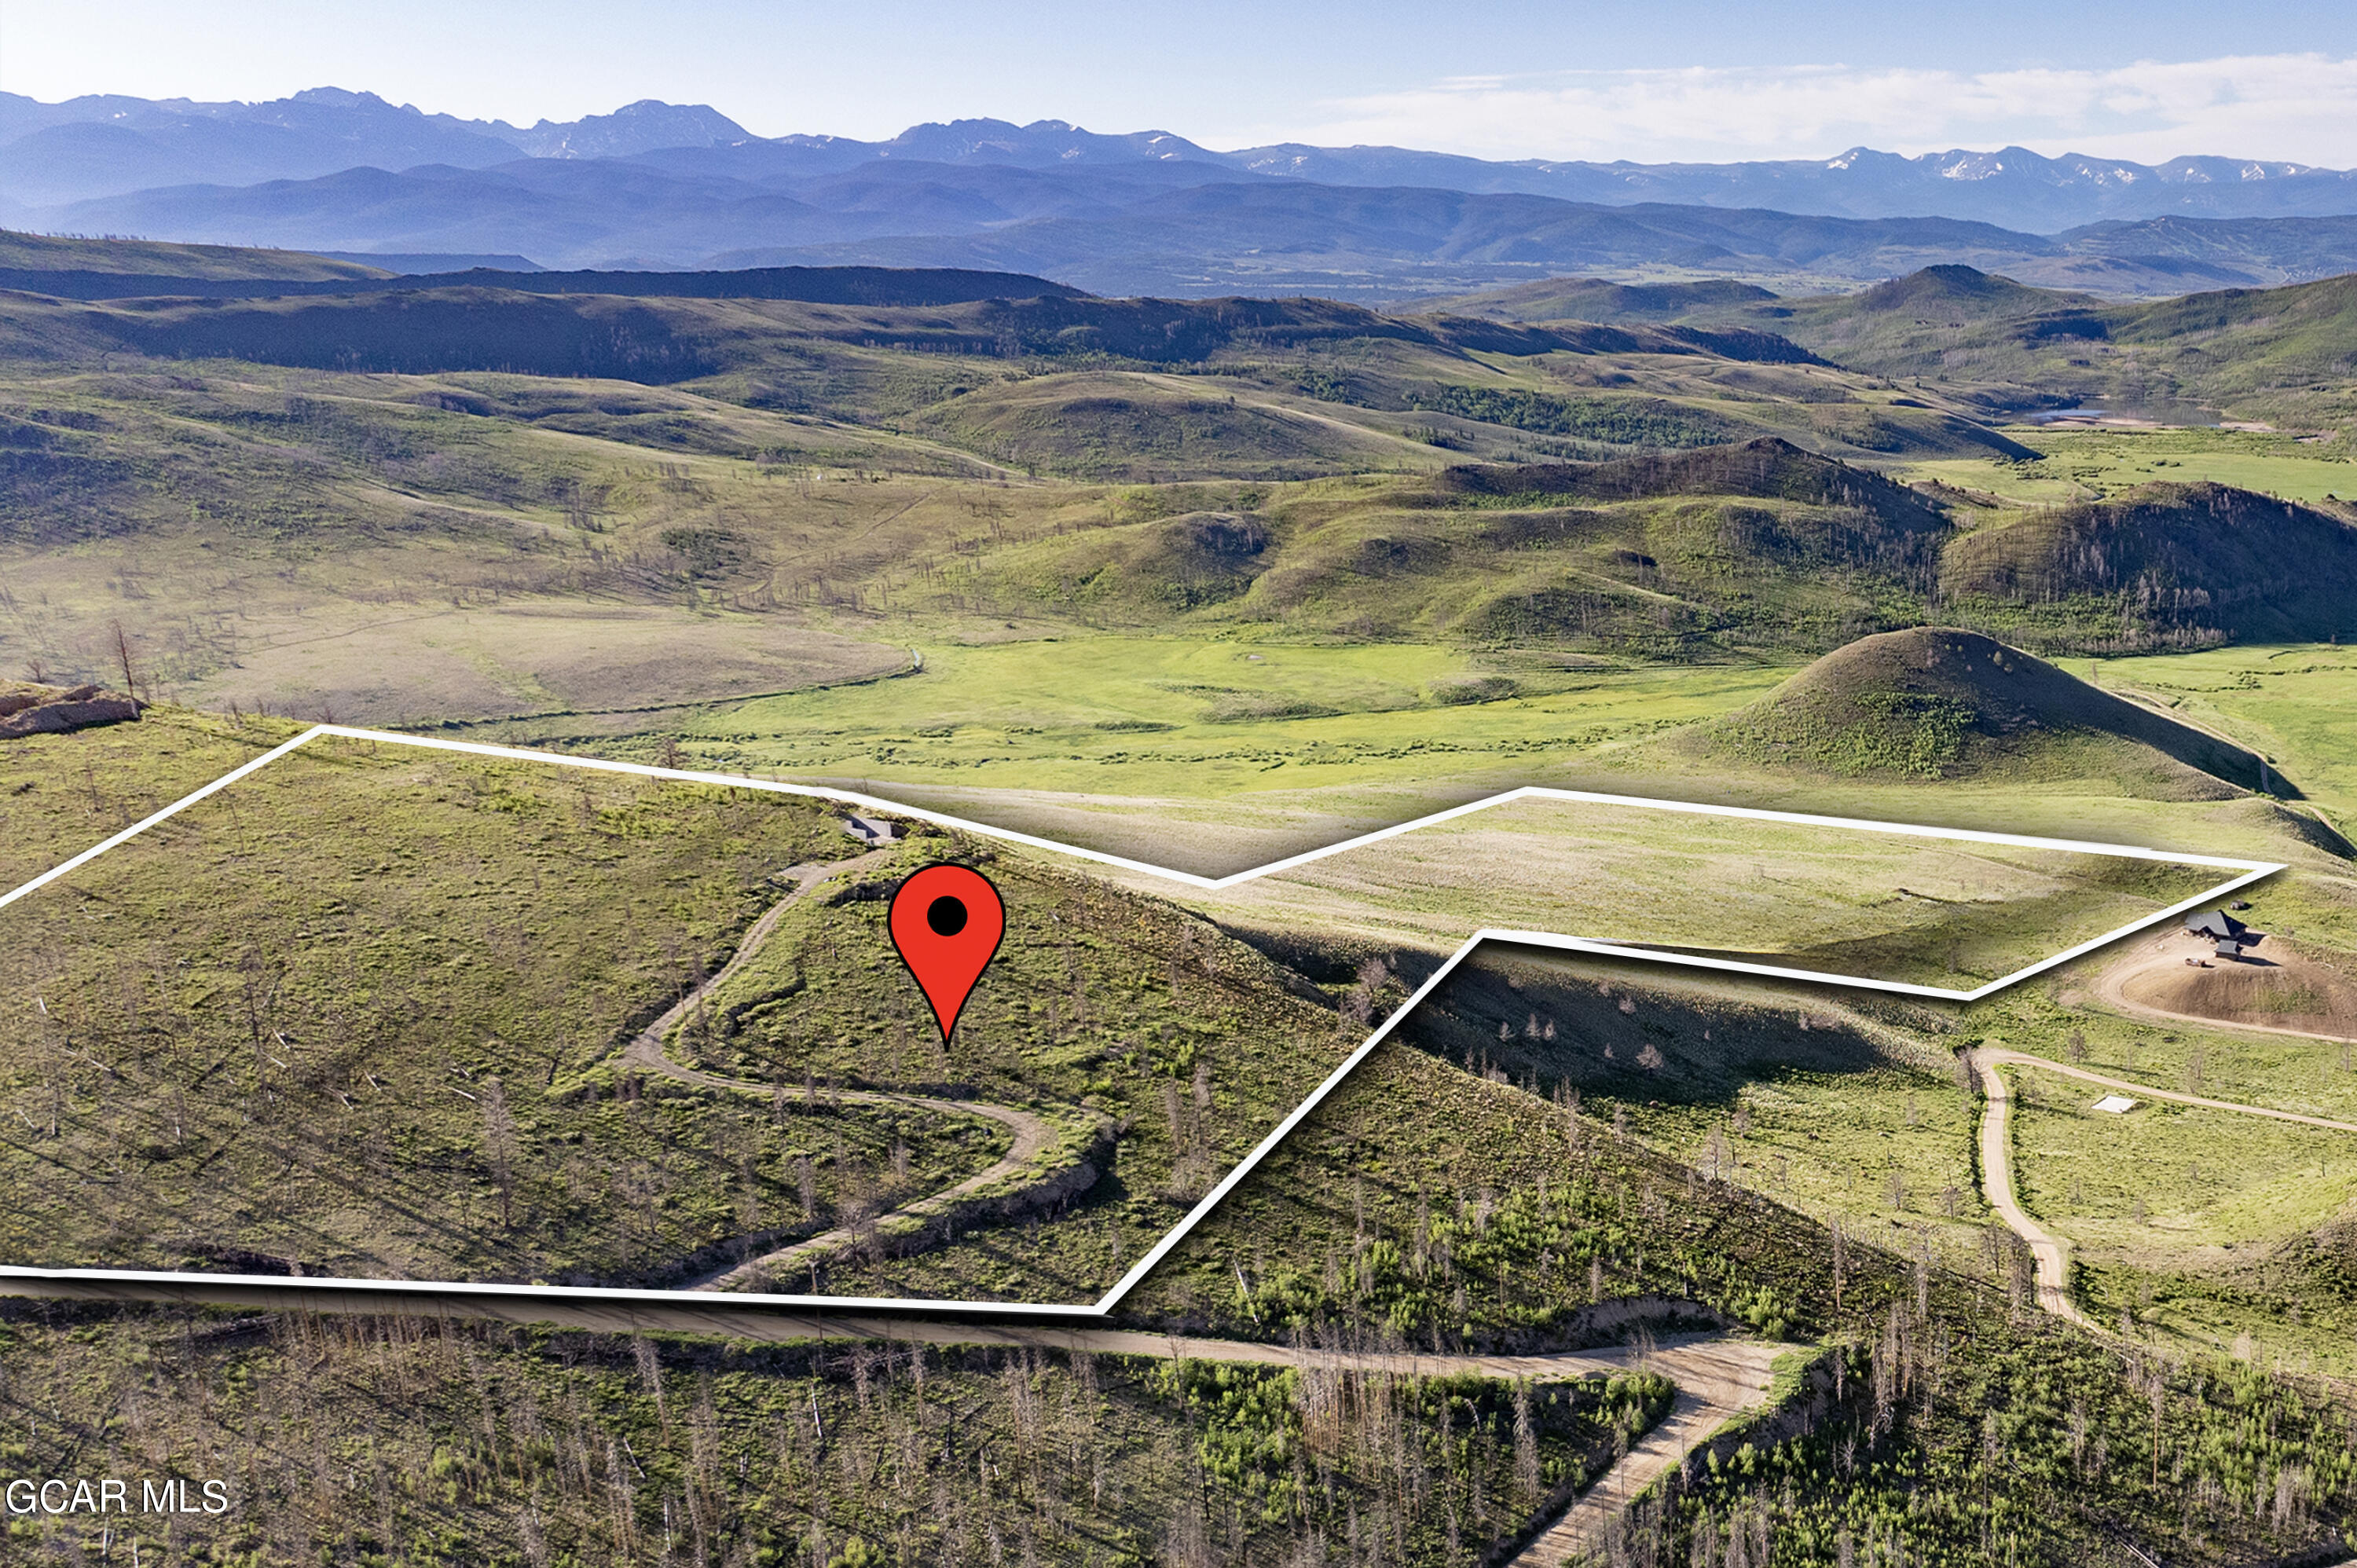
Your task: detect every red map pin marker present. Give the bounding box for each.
[888,864,1006,1045]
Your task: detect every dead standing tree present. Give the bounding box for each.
[110,619,144,706]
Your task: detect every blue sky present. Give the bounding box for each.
[10,0,2357,163]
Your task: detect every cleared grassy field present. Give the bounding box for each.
[1899,426,2357,507]
[2093,643,2357,826]
[681,636,1793,800]
[1167,792,2232,979]
[1628,1061,1992,1257]
[2011,1064,2354,1257]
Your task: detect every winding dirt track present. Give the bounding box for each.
[1966,1050,2092,1328]
[617,848,1061,1291]
[1967,1044,2357,1328]
[0,1263,1775,1560]
[1507,1337,1783,1566]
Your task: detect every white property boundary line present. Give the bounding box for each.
[0,724,2282,1320]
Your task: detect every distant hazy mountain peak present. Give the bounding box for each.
[513,100,750,158]
[870,116,1225,168]
[287,86,397,110]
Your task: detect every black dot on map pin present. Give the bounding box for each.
[889,865,1006,1045]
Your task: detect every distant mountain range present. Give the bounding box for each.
[0,89,755,207]
[6,88,2357,299]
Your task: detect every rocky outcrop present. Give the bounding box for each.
[0,682,141,738]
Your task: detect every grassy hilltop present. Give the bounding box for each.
[1680,626,2271,789]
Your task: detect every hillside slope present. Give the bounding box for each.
[0,727,1341,1299]
[973,438,1963,653]
[1683,625,2268,790]
[1943,482,2357,648]
[1413,277,1781,322]
[1751,267,2357,430]
[1446,263,2357,433]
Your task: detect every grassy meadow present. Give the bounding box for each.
[676,636,1794,801]
[0,703,295,895]
[1899,425,2357,508]
[1171,793,2229,982]
[2094,643,2357,826]
[0,731,1001,1288]
[2008,1060,2357,1376]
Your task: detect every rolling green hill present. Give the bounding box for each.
[1438,437,1956,518]
[0,243,2349,760]
[1943,481,2357,649]
[1442,263,2357,436]
[2106,273,2357,410]
[1736,266,2357,428]
[1679,625,2271,790]
[966,438,1960,654]
[0,278,1825,379]
[1754,268,2357,434]
[907,370,1431,480]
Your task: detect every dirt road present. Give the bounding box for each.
[1967,1042,2357,1327]
[1966,1050,2093,1328]
[0,1264,1776,1558]
[1976,1047,2357,1136]
[1508,1337,1784,1566]
[617,848,1065,1290]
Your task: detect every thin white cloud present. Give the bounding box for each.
[1243,53,2357,167]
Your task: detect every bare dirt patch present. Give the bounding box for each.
[2108,931,2357,1039]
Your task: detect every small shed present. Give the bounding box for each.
[2184,909,2265,958]
[2091,1094,2138,1115]
[841,814,904,848]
